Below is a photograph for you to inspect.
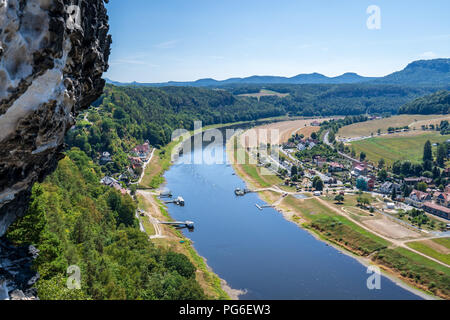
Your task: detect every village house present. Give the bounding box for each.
[131,141,151,159]
[405,189,432,208]
[129,156,143,170]
[100,176,127,195]
[297,143,306,151]
[405,176,434,186]
[313,156,327,168]
[328,162,344,172]
[433,192,450,208]
[445,168,450,178]
[380,181,401,194]
[311,121,321,127]
[423,202,450,220]
[352,163,368,177]
[100,151,112,164]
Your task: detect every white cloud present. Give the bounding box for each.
[419,51,437,59]
[109,59,159,68]
[154,40,179,49]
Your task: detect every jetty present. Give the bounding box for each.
[235,188,252,196]
[159,220,194,230]
[165,196,185,206]
[255,204,274,210]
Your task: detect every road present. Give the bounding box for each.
[136,190,166,239]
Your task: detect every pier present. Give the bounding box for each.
[255,204,274,210]
[159,220,194,230]
[164,196,185,206]
[235,188,252,196]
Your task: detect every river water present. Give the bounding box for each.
[163,133,421,300]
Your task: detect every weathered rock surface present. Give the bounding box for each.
[0,0,111,237]
[0,239,40,300]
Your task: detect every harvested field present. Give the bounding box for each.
[362,216,422,240]
[240,118,335,147]
[238,89,289,100]
[338,114,450,139]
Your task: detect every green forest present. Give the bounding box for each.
[6,149,205,300]
[66,83,445,175]
[399,90,450,115]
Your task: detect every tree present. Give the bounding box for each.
[378,158,385,169]
[328,131,336,143]
[291,165,298,177]
[436,143,447,167]
[416,181,428,192]
[357,196,371,208]
[423,140,433,163]
[391,187,397,201]
[377,169,388,182]
[356,177,368,191]
[311,132,318,140]
[312,176,324,191]
[334,194,345,204]
[360,152,367,162]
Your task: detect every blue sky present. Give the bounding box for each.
[105,0,450,83]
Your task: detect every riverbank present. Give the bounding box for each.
[226,129,448,300]
[135,119,291,300]
[135,140,231,299]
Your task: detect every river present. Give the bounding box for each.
[163,131,422,300]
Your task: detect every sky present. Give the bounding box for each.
[104,0,450,83]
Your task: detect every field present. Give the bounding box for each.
[283,196,391,255]
[238,89,289,100]
[338,114,450,139]
[297,126,320,138]
[350,132,450,166]
[240,118,335,146]
[374,247,450,298]
[406,238,450,265]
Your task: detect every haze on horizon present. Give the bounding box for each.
[105,0,450,83]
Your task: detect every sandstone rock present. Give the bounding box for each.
[0,0,111,236]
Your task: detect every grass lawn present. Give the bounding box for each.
[433,238,450,250]
[230,136,283,189]
[284,196,390,255]
[139,140,177,188]
[140,216,155,236]
[406,241,450,265]
[350,132,450,166]
[374,247,450,299]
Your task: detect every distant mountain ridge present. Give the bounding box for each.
[105,58,450,87]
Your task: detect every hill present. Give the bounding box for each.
[375,59,450,86]
[399,90,450,114]
[106,58,450,87]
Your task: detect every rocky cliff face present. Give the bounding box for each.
[0,0,111,237]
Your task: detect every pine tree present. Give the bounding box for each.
[423,140,433,163]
